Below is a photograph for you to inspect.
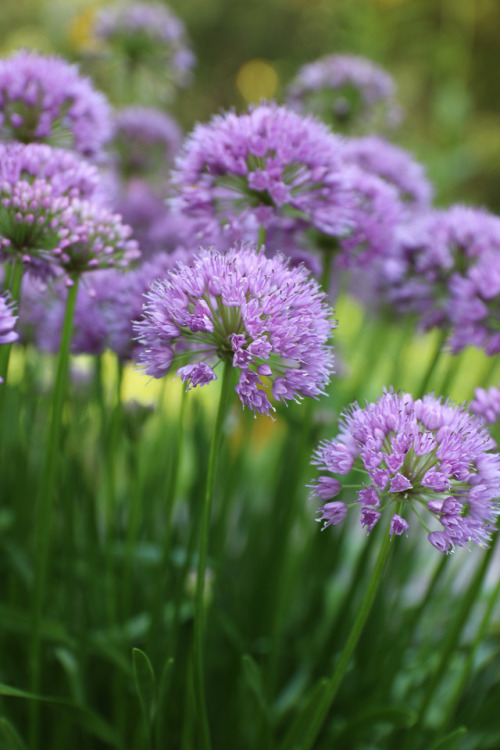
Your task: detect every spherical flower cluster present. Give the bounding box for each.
[171,103,354,247]
[0,51,112,158]
[285,54,402,133]
[447,249,500,355]
[471,385,500,425]
[0,143,111,276]
[341,136,433,211]
[380,205,500,331]
[333,165,404,271]
[311,389,500,553]
[55,199,140,279]
[112,106,182,178]
[95,2,194,90]
[134,245,335,415]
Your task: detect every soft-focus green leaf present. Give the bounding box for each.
[241,654,269,720]
[132,648,157,726]
[429,726,467,750]
[0,717,28,750]
[0,682,122,748]
[278,677,330,750]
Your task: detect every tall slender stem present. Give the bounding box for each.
[193,361,234,750]
[29,279,79,749]
[416,329,448,399]
[300,519,394,750]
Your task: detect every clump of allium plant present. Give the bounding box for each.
[285,54,402,134]
[311,389,500,553]
[0,50,112,158]
[134,244,335,416]
[171,103,354,247]
[94,1,195,93]
[471,384,500,425]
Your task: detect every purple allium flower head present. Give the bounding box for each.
[311,388,500,552]
[341,136,433,211]
[134,244,335,415]
[471,384,500,425]
[111,106,182,179]
[447,248,500,355]
[54,199,140,279]
[95,2,195,91]
[285,54,402,134]
[379,205,500,331]
[333,165,404,272]
[171,103,354,247]
[0,50,112,158]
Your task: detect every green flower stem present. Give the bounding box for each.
[397,537,498,749]
[440,562,500,733]
[147,386,188,651]
[0,258,23,403]
[417,539,497,721]
[320,250,332,297]
[193,360,234,750]
[29,278,79,750]
[258,226,266,249]
[300,518,394,750]
[437,349,465,397]
[416,329,448,399]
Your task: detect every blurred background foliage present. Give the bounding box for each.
[1,0,499,212]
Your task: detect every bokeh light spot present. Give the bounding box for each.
[236,59,278,102]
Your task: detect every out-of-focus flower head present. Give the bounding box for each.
[19,251,186,358]
[471,384,500,425]
[285,54,403,134]
[134,244,335,416]
[378,205,500,331]
[341,136,433,211]
[171,103,354,248]
[0,50,112,158]
[0,142,125,279]
[111,106,182,179]
[95,2,195,93]
[311,388,500,553]
[54,199,140,281]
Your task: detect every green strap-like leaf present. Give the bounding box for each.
[0,717,28,750]
[0,683,122,748]
[278,677,330,750]
[429,727,467,750]
[132,647,157,727]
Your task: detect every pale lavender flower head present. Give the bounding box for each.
[171,103,354,247]
[112,106,182,178]
[380,205,500,331]
[341,136,433,211]
[286,54,402,134]
[446,239,500,354]
[334,165,404,271]
[95,2,194,91]
[471,385,500,425]
[134,244,335,416]
[311,388,500,553]
[0,50,112,157]
[54,199,140,280]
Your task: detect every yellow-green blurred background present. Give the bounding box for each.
[2,0,499,212]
